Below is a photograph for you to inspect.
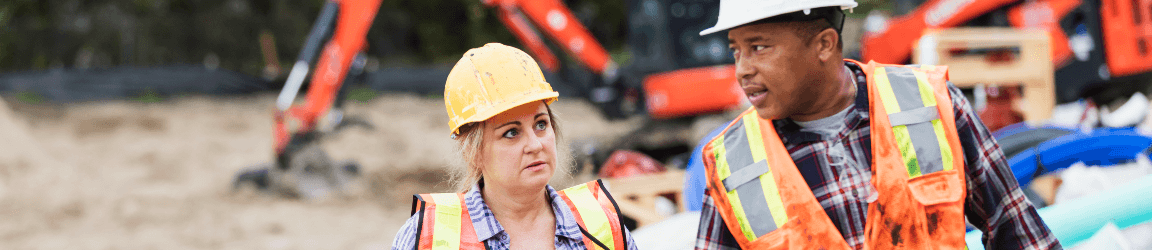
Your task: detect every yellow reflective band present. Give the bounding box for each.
[913,70,937,107]
[741,113,787,228]
[430,193,463,250]
[932,119,955,171]
[893,125,922,178]
[563,184,615,250]
[742,112,768,162]
[873,67,903,114]
[714,138,732,180]
[713,137,758,242]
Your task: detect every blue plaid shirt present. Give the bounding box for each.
[391,184,639,250]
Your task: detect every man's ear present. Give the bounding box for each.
[814,28,839,63]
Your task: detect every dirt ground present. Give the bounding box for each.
[0,93,651,250]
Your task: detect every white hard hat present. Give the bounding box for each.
[699,0,858,36]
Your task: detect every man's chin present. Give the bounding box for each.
[753,106,785,120]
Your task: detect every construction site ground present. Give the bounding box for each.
[0,93,687,249]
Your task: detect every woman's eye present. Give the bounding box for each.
[502,128,519,138]
[534,121,548,131]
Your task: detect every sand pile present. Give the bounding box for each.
[0,93,642,249]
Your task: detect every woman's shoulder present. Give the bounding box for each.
[390,212,422,250]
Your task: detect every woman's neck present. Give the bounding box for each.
[482,182,553,224]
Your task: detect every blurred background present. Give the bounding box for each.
[1,0,1152,249]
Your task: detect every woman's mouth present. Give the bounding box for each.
[524,161,546,171]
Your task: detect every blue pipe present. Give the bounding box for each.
[966,173,1152,249]
[1007,128,1152,186]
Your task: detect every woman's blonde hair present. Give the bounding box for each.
[448,103,571,192]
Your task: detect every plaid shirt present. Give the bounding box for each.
[695,61,1061,250]
[392,183,638,250]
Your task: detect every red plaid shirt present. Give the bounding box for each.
[694,61,1061,250]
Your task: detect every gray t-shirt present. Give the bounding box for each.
[794,105,852,137]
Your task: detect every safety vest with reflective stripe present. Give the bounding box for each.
[701,59,967,249]
[410,180,628,250]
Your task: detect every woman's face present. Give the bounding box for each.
[479,101,556,191]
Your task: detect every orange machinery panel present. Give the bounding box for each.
[1007,0,1081,67]
[1101,0,1152,77]
[643,65,743,119]
[862,0,1019,63]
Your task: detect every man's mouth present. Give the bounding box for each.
[746,89,766,99]
[743,84,768,101]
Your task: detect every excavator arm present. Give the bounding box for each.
[482,0,619,81]
[274,0,382,155]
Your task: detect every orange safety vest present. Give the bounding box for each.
[702,60,967,249]
[409,180,628,250]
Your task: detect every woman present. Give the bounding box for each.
[391,43,638,250]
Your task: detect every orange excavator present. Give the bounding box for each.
[478,0,746,173]
[233,0,382,199]
[862,0,1152,104]
[234,0,747,197]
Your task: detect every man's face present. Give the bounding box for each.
[728,22,823,120]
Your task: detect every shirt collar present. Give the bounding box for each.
[773,60,870,145]
[464,183,585,242]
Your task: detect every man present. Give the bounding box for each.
[692,0,1061,249]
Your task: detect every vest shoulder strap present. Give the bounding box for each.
[862,60,965,178]
[703,109,792,244]
[411,193,486,250]
[557,179,628,250]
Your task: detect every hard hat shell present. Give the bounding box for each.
[699,0,857,36]
[444,43,560,136]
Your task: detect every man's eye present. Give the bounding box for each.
[731,49,740,60]
[535,121,548,131]
[502,128,519,138]
[753,45,768,51]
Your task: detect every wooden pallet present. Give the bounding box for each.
[604,170,686,228]
[913,28,1056,122]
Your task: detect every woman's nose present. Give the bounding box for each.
[524,130,544,154]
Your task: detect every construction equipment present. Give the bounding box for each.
[480,0,743,166]
[233,0,382,199]
[862,0,1152,105]
[477,0,746,227]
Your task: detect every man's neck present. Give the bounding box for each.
[792,64,856,122]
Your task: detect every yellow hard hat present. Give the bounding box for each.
[444,43,559,136]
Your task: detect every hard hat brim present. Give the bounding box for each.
[450,86,559,135]
[699,2,857,36]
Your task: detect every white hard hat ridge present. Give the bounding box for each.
[699,0,858,36]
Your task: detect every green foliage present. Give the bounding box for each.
[128,89,164,103]
[14,91,46,104]
[1,0,834,75]
[346,86,378,103]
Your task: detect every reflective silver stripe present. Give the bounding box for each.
[884,67,927,112]
[888,106,940,126]
[906,121,945,174]
[883,66,948,175]
[720,120,779,237]
[722,121,753,169]
[722,160,770,192]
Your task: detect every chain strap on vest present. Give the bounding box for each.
[410,180,626,250]
[702,59,967,249]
